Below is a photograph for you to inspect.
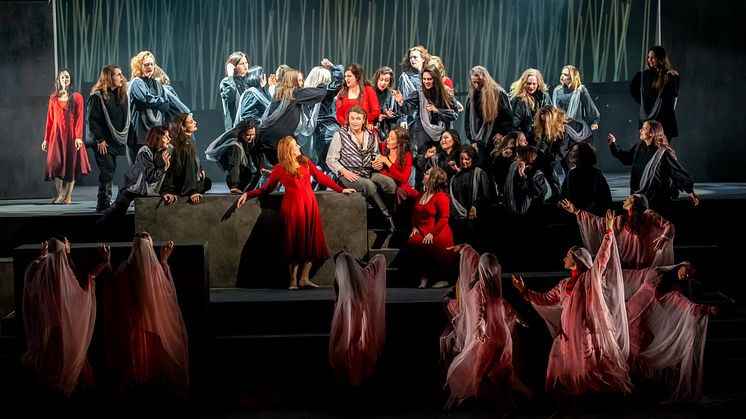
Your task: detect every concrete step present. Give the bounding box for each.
[368,248,402,267]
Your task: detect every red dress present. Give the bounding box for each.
[246,160,343,263]
[408,191,455,253]
[335,85,381,126]
[43,92,91,181]
[379,152,417,198]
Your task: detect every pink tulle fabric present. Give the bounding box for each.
[444,245,532,408]
[104,238,189,396]
[22,238,96,396]
[528,232,632,395]
[576,209,674,269]
[624,265,709,402]
[329,252,387,387]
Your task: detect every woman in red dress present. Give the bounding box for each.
[408,166,456,288]
[41,69,91,204]
[235,136,355,289]
[335,63,380,128]
[378,126,417,201]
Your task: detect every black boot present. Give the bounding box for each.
[96,182,112,212]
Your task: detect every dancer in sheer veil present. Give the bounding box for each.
[328,252,387,387]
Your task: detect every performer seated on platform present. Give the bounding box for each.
[448,146,494,249]
[488,131,527,200]
[327,105,397,232]
[329,251,387,387]
[406,167,456,289]
[512,211,632,419]
[22,236,108,396]
[205,119,267,194]
[160,113,212,204]
[103,232,189,400]
[229,136,355,290]
[502,146,547,218]
[96,126,171,229]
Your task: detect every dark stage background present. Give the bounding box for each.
[1,0,744,199]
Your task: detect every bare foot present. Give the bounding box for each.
[52,195,63,204]
[418,278,428,289]
[62,197,72,205]
[288,284,299,290]
[299,279,319,288]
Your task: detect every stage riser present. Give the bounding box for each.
[0,258,12,319]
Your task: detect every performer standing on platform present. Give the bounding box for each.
[22,236,107,396]
[465,66,513,165]
[104,232,189,399]
[87,65,130,212]
[219,51,250,131]
[397,45,431,127]
[512,211,632,418]
[42,69,91,205]
[329,251,387,387]
[509,68,550,144]
[127,51,172,164]
[235,66,271,125]
[335,63,380,128]
[229,136,355,290]
[305,59,344,181]
[608,120,698,214]
[630,46,679,141]
[552,65,600,132]
[371,66,400,144]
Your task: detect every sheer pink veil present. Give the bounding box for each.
[329,252,387,387]
[107,237,189,393]
[22,238,96,396]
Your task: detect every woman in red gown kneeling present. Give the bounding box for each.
[236,136,355,289]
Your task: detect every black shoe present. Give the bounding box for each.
[95,204,110,213]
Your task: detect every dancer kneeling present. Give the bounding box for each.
[226,136,355,289]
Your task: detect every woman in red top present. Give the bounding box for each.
[378,127,417,199]
[235,136,355,289]
[335,63,380,128]
[408,166,455,288]
[42,69,91,204]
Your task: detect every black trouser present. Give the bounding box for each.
[94,148,120,207]
[95,189,137,230]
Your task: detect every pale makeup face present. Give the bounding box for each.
[623,195,635,211]
[460,151,472,169]
[184,115,198,134]
[410,50,423,70]
[297,73,304,87]
[243,128,256,144]
[160,131,171,149]
[344,70,359,88]
[422,72,434,90]
[142,56,155,77]
[516,133,528,147]
[235,56,249,76]
[470,74,484,90]
[525,75,538,94]
[440,132,454,152]
[377,74,391,91]
[560,68,571,86]
[348,111,366,132]
[564,250,577,270]
[58,71,71,89]
[113,68,125,88]
[386,131,399,151]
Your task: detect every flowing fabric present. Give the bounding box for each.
[104,238,189,397]
[43,92,92,181]
[624,264,709,402]
[444,245,532,408]
[244,162,344,263]
[528,232,632,395]
[576,209,674,268]
[22,238,96,396]
[329,252,387,387]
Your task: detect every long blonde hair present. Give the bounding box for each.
[130,50,156,79]
[468,66,501,122]
[509,68,547,107]
[533,106,570,141]
[277,136,308,178]
[274,69,301,101]
[562,65,583,92]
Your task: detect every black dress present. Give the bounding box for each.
[629,69,679,139]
